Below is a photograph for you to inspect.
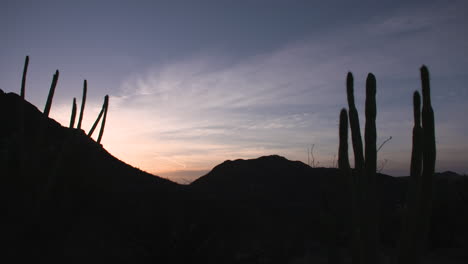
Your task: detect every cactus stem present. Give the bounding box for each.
[77,80,87,130]
[20,56,29,99]
[69,98,77,128]
[97,95,109,144]
[44,70,59,117]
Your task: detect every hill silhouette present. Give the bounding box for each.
[1,90,181,261]
[189,155,468,262]
[2,89,468,262]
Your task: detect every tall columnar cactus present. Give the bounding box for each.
[97,95,109,144]
[398,91,423,264]
[44,70,59,117]
[88,95,108,138]
[77,80,87,129]
[339,109,350,172]
[342,72,379,264]
[362,73,378,264]
[410,92,423,186]
[69,98,77,128]
[20,56,29,99]
[347,73,364,171]
[346,72,363,264]
[417,65,436,257]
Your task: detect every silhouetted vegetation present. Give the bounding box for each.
[43,70,59,117]
[340,67,437,263]
[20,55,29,99]
[88,95,109,139]
[69,97,77,128]
[77,80,87,130]
[97,95,109,144]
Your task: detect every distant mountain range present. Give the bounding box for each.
[1,90,467,263]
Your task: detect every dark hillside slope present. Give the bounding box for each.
[191,155,407,214]
[1,90,182,261]
[188,156,468,262]
[192,155,332,205]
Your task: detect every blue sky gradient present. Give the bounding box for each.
[2,0,468,182]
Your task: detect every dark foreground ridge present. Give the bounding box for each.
[1,90,468,263]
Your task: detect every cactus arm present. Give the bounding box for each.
[69,98,77,128]
[347,72,365,172]
[398,91,424,264]
[88,96,106,137]
[44,70,59,117]
[338,109,350,172]
[77,80,87,129]
[96,95,109,144]
[20,56,29,99]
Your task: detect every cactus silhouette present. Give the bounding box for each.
[20,55,29,99]
[77,80,87,129]
[362,73,378,264]
[344,73,379,264]
[398,91,423,264]
[88,95,108,138]
[340,67,436,264]
[399,67,436,264]
[339,109,350,172]
[416,66,436,260]
[97,95,109,144]
[346,73,363,264]
[44,70,59,117]
[346,73,364,171]
[69,98,77,128]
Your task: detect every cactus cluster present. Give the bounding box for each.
[339,73,379,264]
[398,66,436,264]
[88,95,109,141]
[338,66,436,264]
[96,95,109,144]
[18,56,109,145]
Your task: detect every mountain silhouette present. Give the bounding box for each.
[1,90,181,261]
[2,89,467,262]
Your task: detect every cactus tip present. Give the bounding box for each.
[413,91,421,107]
[340,108,348,117]
[420,65,431,102]
[366,73,377,94]
[347,72,354,87]
[420,65,429,75]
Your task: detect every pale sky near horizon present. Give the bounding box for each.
[1,0,468,183]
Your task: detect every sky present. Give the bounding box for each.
[1,0,468,183]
